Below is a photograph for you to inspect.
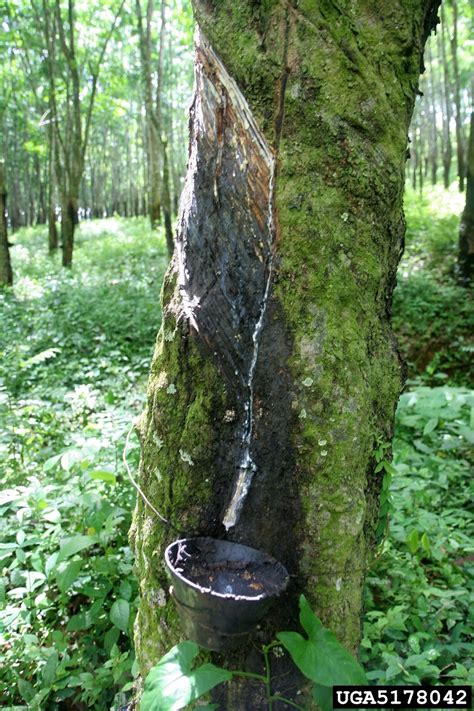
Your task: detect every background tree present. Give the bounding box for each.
[131,0,440,707]
[409,0,472,193]
[0,162,13,286]
[32,0,125,266]
[458,112,474,283]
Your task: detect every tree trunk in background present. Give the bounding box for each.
[48,119,58,252]
[161,138,173,257]
[427,43,439,185]
[61,192,79,268]
[412,120,419,190]
[131,1,440,707]
[449,0,465,192]
[458,112,474,284]
[136,0,162,229]
[440,8,453,189]
[0,163,13,287]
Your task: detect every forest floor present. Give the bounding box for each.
[0,190,473,708]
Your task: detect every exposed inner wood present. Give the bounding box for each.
[175,28,276,529]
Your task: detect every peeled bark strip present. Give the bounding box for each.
[175,28,277,530]
[132,2,440,707]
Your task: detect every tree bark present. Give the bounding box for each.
[427,43,439,185]
[131,2,440,707]
[458,112,474,284]
[161,138,173,257]
[136,0,162,229]
[440,6,453,189]
[61,193,78,268]
[0,162,13,287]
[48,115,58,252]
[449,0,465,192]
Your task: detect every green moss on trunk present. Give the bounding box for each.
[132,0,440,706]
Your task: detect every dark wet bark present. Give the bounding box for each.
[458,112,474,284]
[132,1,441,708]
[0,163,13,287]
[61,195,78,268]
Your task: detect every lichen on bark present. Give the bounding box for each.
[132,1,440,707]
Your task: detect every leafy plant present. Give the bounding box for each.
[141,596,366,711]
[362,387,473,686]
[0,217,168,709]
[393,185,473,386]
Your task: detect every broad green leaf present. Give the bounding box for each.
[278,629,366,686]
[56,560,83,593]
[56,535,96,563]
[141,641,232,711]
[42,651,58,687]
[110,598,130,633]
[104,625,120,653]
[299,594,322,641]
[313,683,334,711]
[89,469,117,485]
[42,509,61,523]
[119,579,132,600]
[17,677,35,702]
[278,597,366,687]
[66,611,92,632]
[421,532,430,552]
[45,552,59,577]
[406,529,419,554]
[382,461,397,476]
[423,418,438,435]
[43,454,62,472]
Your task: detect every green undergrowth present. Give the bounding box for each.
[0,218,167,709]
[393,185,473,386]
[0,192,472,709]
[362,386,473,687]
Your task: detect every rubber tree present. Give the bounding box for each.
[0,162,13,287]
[33,0,124,267]
[136,0,174,257]
[458,112,474,284]
[131,1,440,707]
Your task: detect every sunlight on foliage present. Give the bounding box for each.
[0,218,167,709]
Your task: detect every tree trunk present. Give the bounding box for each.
[161,138,173,257]
[0,163,13,287]
[427,43,439,185]
[440,8,453,189]
[48,120,58,252]
[449,0,465,192]
[458,112,474,284]
[136,0,163,229]
[61,194,78,268]
[131,2,440,707]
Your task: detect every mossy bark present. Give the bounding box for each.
[132,1,439,708]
